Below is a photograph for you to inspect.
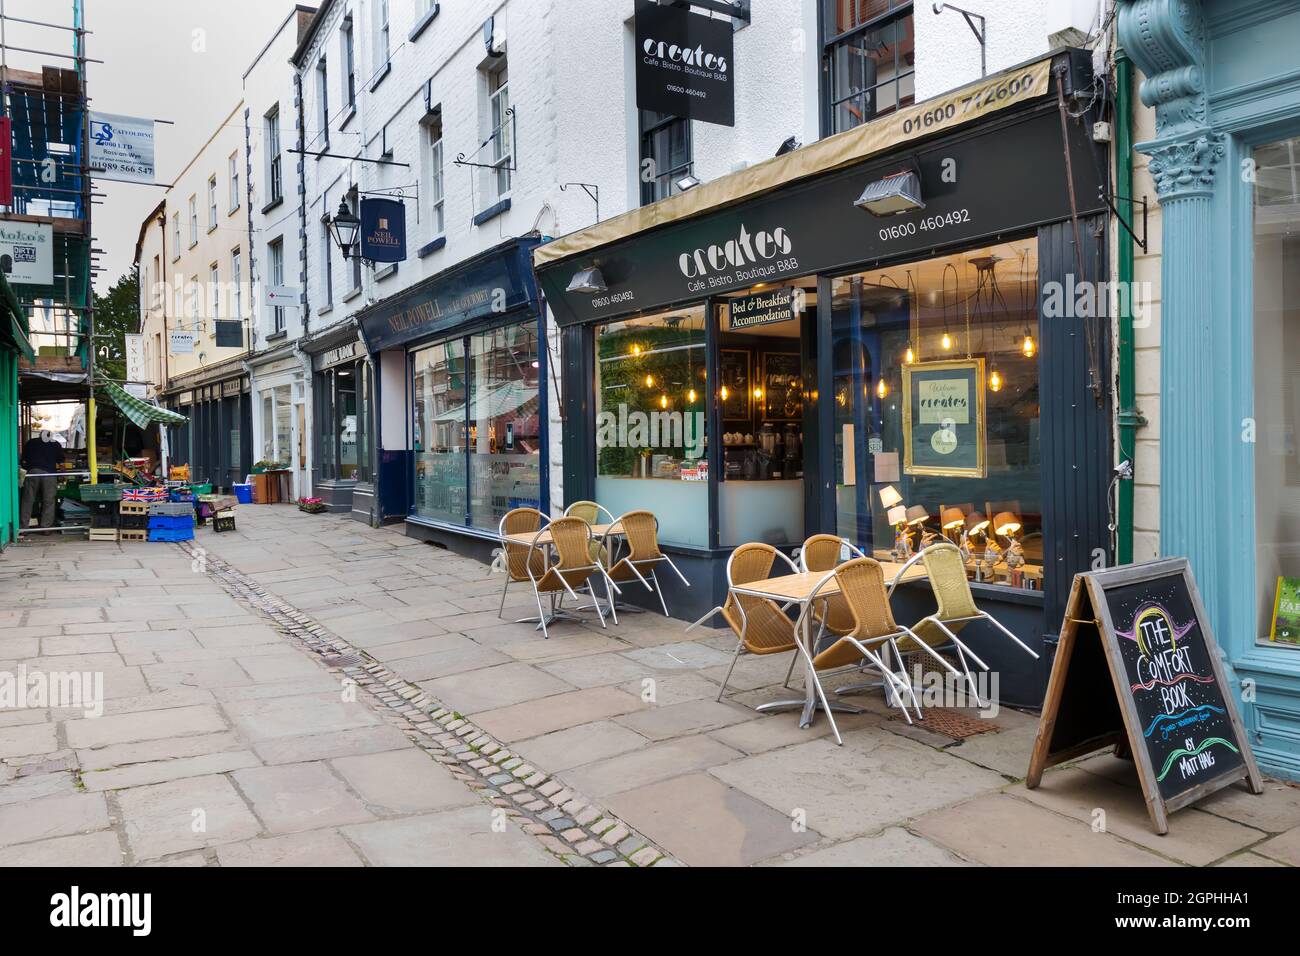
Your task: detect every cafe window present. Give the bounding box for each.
[639,110,692,206]
[830,238,1043,591]
[1252,135,1300,647]
[595,308,708,548]
[412,320,541,529]
[822,0,915,135]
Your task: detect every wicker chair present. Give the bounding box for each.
[794,558,930,743]
[519,515,617,638]
[564,500,618,613]
[891,542,1040,706]
[685,543,802,704]
[497,507,550,618]
[605,510,689,619]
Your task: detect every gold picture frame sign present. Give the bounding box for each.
[902,358,986,478]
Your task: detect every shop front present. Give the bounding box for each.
[161,360,251,492]
[536,51,1109,707]
[249,345,310,502]
[1118,0,1300,779]
[304,323,372,516]
[358,235,546,560]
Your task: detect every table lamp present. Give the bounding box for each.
[993,511,1021,542]
[940,506,965,542]
[879,485,903,510]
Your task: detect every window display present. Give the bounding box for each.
[595,308,707,547]
[412,340,466,525]
[831,238,1042,590]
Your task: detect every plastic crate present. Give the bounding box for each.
[213,511,237,533]
[148,515,195,531]
[78,483,123,502]
[148,501,195,516]
[147,528,194,542]
[90,514,117,529]
[119,514,148,530]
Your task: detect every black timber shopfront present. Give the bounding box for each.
[162,360,252,492]
[358,235,548,561]
[304,320,373,517]
[535,51,1111,708]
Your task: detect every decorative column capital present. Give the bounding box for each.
[1145,131,1225,199]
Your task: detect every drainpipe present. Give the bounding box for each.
[1114,47,1143,566]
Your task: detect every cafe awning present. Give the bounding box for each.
[100,379,189,429]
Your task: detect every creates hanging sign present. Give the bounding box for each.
[634,0,734,127]
[359,197,407,263]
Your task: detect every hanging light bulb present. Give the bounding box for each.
[720,384,729,401]
[1021,330,1036,358]
[989,368,1003,392]
[753,386,763,400]
[687,388,697,403]
[659,394,669,409]
[904,345,915,364]
[941,331,953,351]
[876,378,888,399]
[630,343,641,356]
[644,373,654,388]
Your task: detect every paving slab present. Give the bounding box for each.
[606,772,819,866]
[75,731,244,770]
[537,651,654,689]
[215,829,365,867]
[0,831,123,867]
[471,686,646,742]
[769,826,972,866]
[420,661,576,714]
[623,641,736,671]
[614,699,755,742]
[116,774,263,861]
[222,694,382,742]
[711,725,1005,841]
[342,805,562,866]
[914,793,1177,866]
[619,672,721,707]
[562,735,744,798]
[82,750,262,791]
[1018,766,1266,866]
[1254,825,1300,866]
[232,762,374,834]
[0,723,58,759]
[330,749,480,814]
[0,792,110,848]
[386,641,511,683]
[64,704,227,750]
[513,720,651,773]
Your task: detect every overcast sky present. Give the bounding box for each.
[3,0,306,292]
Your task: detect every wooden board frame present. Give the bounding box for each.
[1027,558,1264,835]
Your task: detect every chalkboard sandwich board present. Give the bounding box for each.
[1026,558,1263,835]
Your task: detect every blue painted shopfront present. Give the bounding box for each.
[1119,0,1300,780]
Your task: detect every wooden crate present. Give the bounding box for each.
[119,530,148,543]
[88,528,120,543]
[119,501,149,515]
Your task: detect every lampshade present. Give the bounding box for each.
[965,511,989,534]
[993,511,1021,536]
[327,198,361,258]
[941,506,965,530]
[905,505,928,526]
[886,505,907,527]
[878,485,903,510]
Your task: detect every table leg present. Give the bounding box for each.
[755,601,862,725]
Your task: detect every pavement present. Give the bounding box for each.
[2,505,1299,867]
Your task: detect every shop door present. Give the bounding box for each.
[295,401,307,500]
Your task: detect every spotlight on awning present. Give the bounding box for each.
[566,265,607,295]
[775,135,801,157]
[854,169,925,216]
[674,174,701,192]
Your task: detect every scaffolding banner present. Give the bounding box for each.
[89,112,156,184]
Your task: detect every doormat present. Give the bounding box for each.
[892,707,1000,739]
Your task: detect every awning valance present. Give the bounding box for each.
[101,380,188,429]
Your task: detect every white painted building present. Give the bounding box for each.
[244,5,319,501]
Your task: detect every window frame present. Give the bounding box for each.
[639,110,694,206]
[230,248,242,320]
[228,152,240,212]
[268,237,286,334]
[487,62,512,201]
[265,105,283,204]
[188,195,198,247]
[820,0,916,137]
[207,176,218,230]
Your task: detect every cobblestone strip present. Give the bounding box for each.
[181,542,678,868]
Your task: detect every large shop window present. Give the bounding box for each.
[1252,136,1300,648]
[412,321,540,530]
[822,0,915,136]
[316,361,371,482]
[595,308,708,548]
[831,239,1043,591]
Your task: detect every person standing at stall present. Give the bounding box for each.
[20,429,65,529]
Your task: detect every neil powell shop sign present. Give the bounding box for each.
[634,0,733,127]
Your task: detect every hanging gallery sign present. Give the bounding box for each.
[902,358,985,478]
[634,0,734,127]
[359,197,407,264]
[169,330,197,355]
[89,112,156,184]
[0,220,52,285]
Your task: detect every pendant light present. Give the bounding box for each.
[876,378,888,399]
[1021,332,1037,358]
[687,388,697,403]
[720,384,729,402]
[989,366,1003,392]
[940,263,959,352]
[1018,247,1036,358]
[905,269,918,363]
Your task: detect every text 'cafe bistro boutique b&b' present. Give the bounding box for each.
[535,51,1110,708]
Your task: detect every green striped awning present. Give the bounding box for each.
[101,380,189,429]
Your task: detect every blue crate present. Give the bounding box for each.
[147,528,194,542]
[147,515,195,531]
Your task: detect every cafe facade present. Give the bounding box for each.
[534,50,1111,708]
[357,235,548,558]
